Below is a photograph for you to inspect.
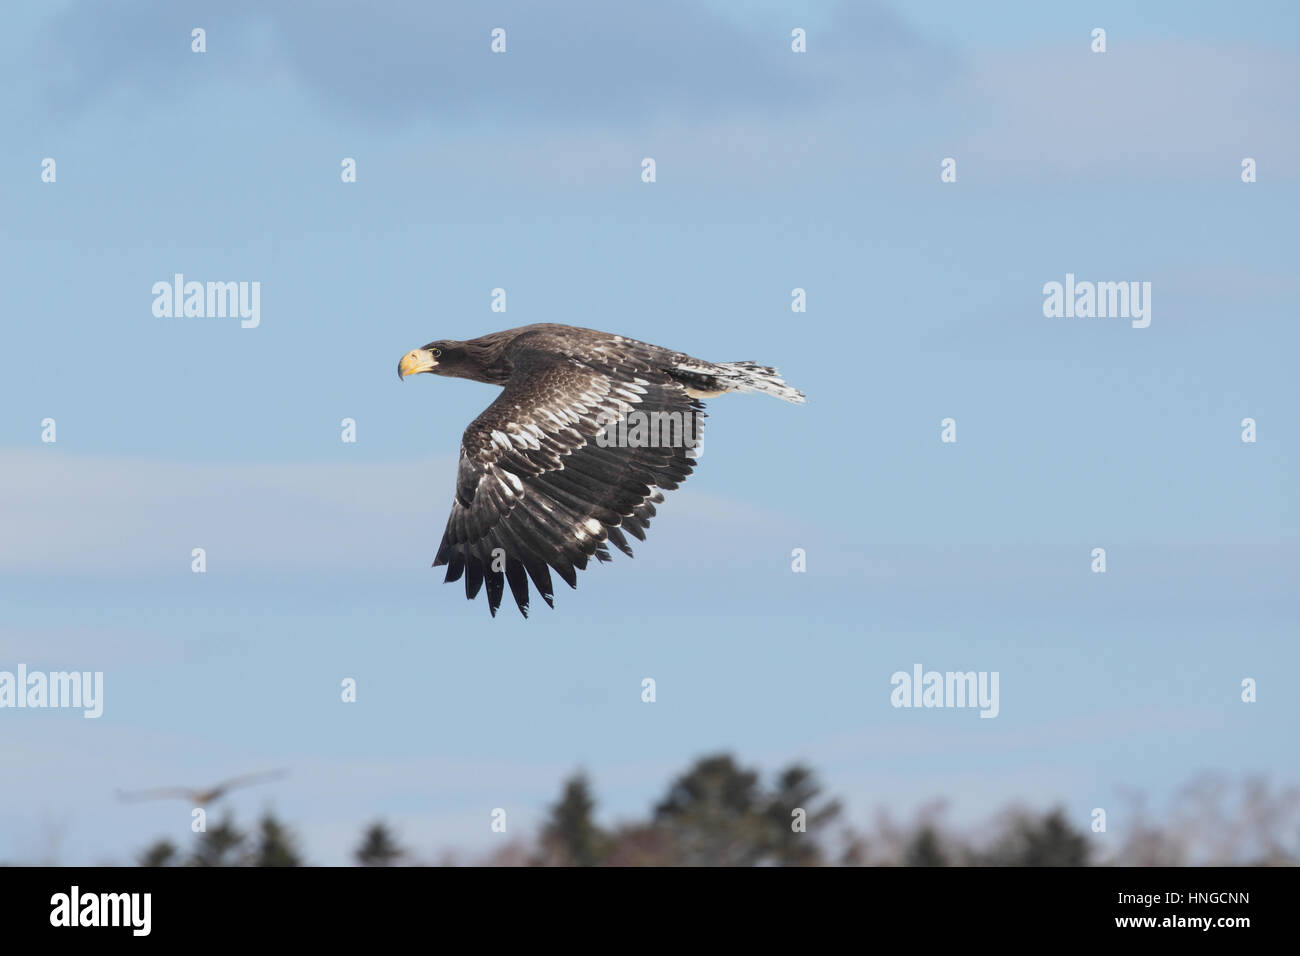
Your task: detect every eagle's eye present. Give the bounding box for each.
[433,348,442,357]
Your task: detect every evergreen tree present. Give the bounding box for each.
[541,772,606,866]
[189,813,245,867]
[653,754,768,866]
[355,821,405,867]
[765,764,842,866]
[249,812,302,867]
[903,825,950,867]
[986,809,1089,866]
[137,840,177,867]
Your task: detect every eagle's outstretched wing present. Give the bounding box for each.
[434,336,703,616]
[209,769,288,795]
[115,786,198,804]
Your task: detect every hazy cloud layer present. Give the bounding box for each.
[0,451,791,573]
[957,42,1300,181]
[36,0,953,126]
[31,3,1297,183]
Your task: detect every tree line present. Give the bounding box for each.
[131,754,1298,866]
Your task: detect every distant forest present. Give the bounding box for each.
[125,754,1297,867]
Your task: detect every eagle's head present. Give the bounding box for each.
[399,332,516,386]
[398,341,464,380]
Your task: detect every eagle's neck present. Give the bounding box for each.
[461,332,516,386]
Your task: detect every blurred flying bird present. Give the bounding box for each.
[116,769,288,806]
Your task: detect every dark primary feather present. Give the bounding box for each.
[431,325,705,617]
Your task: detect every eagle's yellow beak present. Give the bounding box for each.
[398,348,438,380]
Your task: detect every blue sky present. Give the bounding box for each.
[1,1,1297,864]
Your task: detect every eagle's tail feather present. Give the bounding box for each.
[716,361,806,403]
[671,359,806,403]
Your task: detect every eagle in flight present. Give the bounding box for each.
[116,769,288,806]
[398,324,804,617]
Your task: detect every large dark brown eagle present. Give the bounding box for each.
[398,324,804,617]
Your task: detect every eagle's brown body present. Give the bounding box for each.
[398,324,804,616]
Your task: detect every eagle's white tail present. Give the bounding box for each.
[714,361,806,404]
